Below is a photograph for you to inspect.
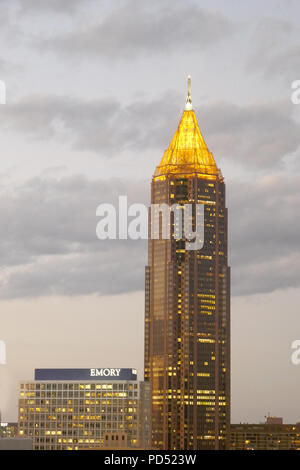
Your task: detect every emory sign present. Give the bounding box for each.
[34,368,137,381]
[90,368,121,377]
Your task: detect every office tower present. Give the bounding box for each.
[231,418,300,450]
[144,77,230,450]
[18,368,151,450]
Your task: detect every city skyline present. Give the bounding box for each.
[0,0,300,428]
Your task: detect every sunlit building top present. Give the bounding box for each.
[154,76,223,181]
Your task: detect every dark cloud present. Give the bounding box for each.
[0,4,22,42]
[1,249,146,299]
[17,0,89,14]
[0,171,299,299]
[247,18,300,79]
[39,0,235,59]
[0,91,181,156]
[1,93,298,170]
[0,174,148,299]
[229,173,300,295]
[200,101,300,169]
[0,58,10,76]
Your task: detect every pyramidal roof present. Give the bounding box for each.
[154,76,222,181]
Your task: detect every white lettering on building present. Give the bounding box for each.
[90,368,121,377]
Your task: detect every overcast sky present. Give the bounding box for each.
[0,0,300,424]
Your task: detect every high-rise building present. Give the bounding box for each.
[18,368,151,450]
[144,77,230,450]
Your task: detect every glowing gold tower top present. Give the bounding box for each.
[154,76,222,181]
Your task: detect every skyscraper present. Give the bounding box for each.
[144,77,230,450]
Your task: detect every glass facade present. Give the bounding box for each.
[18,380,151,450]
[145,105,230,450]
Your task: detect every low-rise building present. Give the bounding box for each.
[0,422,18,438]
[18,368,151,450]
[231,417,300,450]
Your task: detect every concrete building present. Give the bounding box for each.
[18,368,151,450]
[231,417,300,450]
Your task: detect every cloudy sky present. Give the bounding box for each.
[0,0,300,424]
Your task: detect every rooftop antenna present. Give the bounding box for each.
[185,75,193,111]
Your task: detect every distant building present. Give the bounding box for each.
[0,422,18,438]
[231,418,300,450]
[18,368,151,450]
[265,416,283,425]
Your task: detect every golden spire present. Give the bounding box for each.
[185,75,193,111]
[154,76,222,181]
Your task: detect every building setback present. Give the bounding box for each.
[18,368,151,450]
[144,77,230,450]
